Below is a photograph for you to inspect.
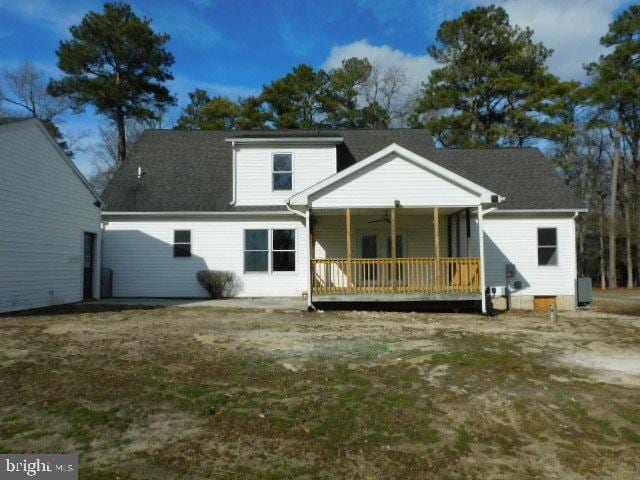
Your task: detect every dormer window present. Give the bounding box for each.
[273,153,293,191]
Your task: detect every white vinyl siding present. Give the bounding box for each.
[473,213,577,296]
[0,121,101,313]
[235,145,336,205]
[102,217,308,297]
[310,154,480,208]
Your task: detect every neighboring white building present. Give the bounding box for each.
[101,129,585,312]
[0,118,102,313]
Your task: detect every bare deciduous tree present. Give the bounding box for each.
[363,63,419,127]
[0,61,70,119]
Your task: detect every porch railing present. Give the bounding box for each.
[311,257,481,295]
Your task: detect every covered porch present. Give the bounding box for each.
[309,207,482,302]
[288,143,498,311]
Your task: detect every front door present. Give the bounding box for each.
[360,233,378,284]
[83,233,95,300]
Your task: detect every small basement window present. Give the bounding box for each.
[537,228,557,266]
[273,153,293,191]
[173,230,191,257]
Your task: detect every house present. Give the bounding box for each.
[0,118,102,313]
[101,129,585,312]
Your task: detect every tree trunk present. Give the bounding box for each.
[116,111,126,169]
[599,195,606,289]
[624,186,633,288]
[608,126,622,289]
[624,202,633,288]
[636,215,640,285]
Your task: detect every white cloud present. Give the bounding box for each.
[169,74,260,103]
[486,0,626,80]
[322,39,435,90]
[324,1,626,83]
[144,4,222,51]
[0,0,84,35]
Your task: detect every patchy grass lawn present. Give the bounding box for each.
[1,305,640,479]
[594,288,640,316]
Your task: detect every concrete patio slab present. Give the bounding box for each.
[88,297,307,310]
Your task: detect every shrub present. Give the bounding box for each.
[196,270,242,299]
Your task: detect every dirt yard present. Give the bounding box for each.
[594,287,640,316]
[1,304,639,479]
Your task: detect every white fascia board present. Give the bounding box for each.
[101,210,296,217]
[488,208,588,214]
[224,137,343,144]
[289,143,502,205]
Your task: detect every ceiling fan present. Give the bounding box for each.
[368,212,391,224]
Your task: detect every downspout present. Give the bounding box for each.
[230,141,237,206]
[572,210,579,308]
[286,201,314,310]
[478,204,487,314]
[305,208,315,311]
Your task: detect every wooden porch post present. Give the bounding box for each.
[465,208,471,256]
[391,208,397,292]
[434,208,440,291]
[346,208,352,293]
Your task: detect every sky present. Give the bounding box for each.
[0,0,633,175]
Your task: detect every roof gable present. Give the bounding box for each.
[289,144,501,207]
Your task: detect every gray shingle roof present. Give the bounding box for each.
[102,129,583,212]
[0,116,31,127]
[432,148,584,210]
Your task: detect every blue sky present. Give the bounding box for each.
[0,0,632,174]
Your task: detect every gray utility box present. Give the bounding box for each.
[576,277,592,306]
[100,268,113,299]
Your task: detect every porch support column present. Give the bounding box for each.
[346,208,352,293]
[434,208,440,292]
[465,208,471,256]
[390,208,397,293]
[306,208,314,310]
[478,204,487,313]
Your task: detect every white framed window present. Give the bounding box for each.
[537,228,558,266]
[244,229,296,272]
[244,229,269,272]
[173,230,191,257]
[272,229,296,271]
[272,153,293,191]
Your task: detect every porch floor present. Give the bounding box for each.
[312,292,481,303]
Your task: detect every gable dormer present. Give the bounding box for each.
[227,133,343,206]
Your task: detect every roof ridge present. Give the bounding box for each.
[141,127,430,132]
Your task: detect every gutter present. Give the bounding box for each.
[489,208,588,214]
[101,210,294,217]
[285,201,306,219]
[224,137,343,144]
[230,140,237,206]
